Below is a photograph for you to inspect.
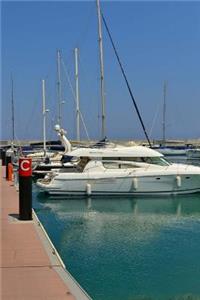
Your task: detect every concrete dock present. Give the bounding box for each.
[0,167,91,300]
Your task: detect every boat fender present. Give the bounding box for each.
[176,176,181,188]
[86,183,92,196]
[133,177,138,190]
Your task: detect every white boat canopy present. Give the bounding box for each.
[68,145,163,158]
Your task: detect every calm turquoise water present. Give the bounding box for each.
[33,158,200,300]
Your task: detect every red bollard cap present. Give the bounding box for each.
[19,158,32,177]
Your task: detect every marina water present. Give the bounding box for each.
[33,157,200,300]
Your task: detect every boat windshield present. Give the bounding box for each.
[139,157,171,166]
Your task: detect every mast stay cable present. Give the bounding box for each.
[101,12,152,147]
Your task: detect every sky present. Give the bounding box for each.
[1,0,200,142]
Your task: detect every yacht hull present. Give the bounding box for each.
[37,173,200,196]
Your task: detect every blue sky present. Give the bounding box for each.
[1,1,200,141]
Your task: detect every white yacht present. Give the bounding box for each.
[186,148,200,159]
[36,144,200,196]
[152,145,188,156]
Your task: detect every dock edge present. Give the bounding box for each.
[32,209,93,300]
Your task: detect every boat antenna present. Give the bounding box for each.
[96,0,106,139]
[11,74,15,147]
[42,79,49,157]
[57,49,62,127]
[162,81,167,145]
[74,47,80,141]
[101,12,152,147]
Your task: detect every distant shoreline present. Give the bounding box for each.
[1,138,200,147]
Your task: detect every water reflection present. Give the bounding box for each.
[35,192,200,217]
[34,192,200,252]
[33,191,200,300]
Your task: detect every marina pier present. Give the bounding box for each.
[0,165,91,300]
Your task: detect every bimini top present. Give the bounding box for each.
[68,145,163,158]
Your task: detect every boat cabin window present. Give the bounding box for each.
[102,157,170,166]
[103,161,140,169]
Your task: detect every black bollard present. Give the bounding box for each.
[6,156,12,179]
[19,158,32,220]
[2,150,6,166]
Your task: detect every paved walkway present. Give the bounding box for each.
[0,167,90,300]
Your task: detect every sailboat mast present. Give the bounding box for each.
[96,0,106,139]
[11,75,15,143]
[75,47,80,141]
[162,81,167,144]
[42,79,47,156]
[57,49,62,127]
